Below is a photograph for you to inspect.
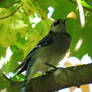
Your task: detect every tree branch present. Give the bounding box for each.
[25,63,92,92]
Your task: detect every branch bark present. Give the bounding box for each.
[25,63,92,92]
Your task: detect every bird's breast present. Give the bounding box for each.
[34,35,71,66]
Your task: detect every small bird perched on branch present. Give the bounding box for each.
[16,19,71,92]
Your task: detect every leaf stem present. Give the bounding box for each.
[0,4,22,20]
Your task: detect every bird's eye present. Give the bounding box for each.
[53,19,61,26]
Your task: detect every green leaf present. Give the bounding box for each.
[0,45,6,59]
[52,0,76,19]
[67,12,92,58]
[10,45,20,53]
[84,0,92,6]
[10,73,25,82]
[72,0,92,10]
[0,72,10,90]
[0,0,20,8]
[80,0,92,9]
[1,51,23,73]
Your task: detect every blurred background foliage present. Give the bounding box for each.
[0,0,92,92]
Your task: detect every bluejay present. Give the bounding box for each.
[16,19,71,92]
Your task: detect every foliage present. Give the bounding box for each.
[0,0,92,92]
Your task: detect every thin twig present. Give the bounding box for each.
[6,1,21,8]
[0,4,22,20]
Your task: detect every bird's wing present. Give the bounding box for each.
[16,32,56,74]
[15,47,38,74]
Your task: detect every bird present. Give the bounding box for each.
[16,19,71,92]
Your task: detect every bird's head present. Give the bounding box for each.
[50,19,66,33]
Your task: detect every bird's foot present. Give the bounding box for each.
[45,63,57,70]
